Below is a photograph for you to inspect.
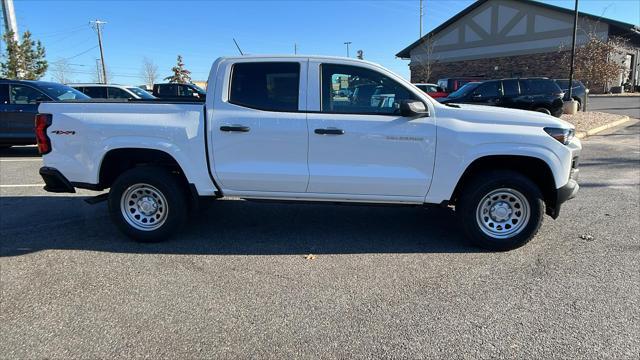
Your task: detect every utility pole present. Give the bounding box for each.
[1,0,19,42]
[419,0,423,38]
[568,0,579,103]
[91,20,107,84]
[294,43,297,55]
[343,41,351,57]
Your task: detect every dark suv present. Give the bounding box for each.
[0,79,89,147]
[438,78,565,117]
[554,79,587,111]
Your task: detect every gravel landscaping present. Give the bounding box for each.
[561,111,625,133]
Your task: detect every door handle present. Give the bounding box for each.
[220,125,250,132]
[314,128,345,135]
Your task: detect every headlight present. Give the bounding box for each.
[544,127,575,145]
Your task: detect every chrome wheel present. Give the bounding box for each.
[120,183,169,231]
[476,188,530,239]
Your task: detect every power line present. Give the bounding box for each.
[52,45,99,63]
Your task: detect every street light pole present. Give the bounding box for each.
[344,41,351,57]
[568,0,579,102]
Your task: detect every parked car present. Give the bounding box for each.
[71,84,156,100]
[414,83,448,98]
[437,77,485,93]
[152,83,206,101]
[438,78,565,117]
[37,56,581,251]
[554,79,588,111]
[0,79,89,148]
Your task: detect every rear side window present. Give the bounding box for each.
[520,79,561,95]
[82,86,107,98]
[10,85,47,104]
[157,84,177,96]
[502,80,520,96]
[229,62,300,112]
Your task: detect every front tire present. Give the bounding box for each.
[108,167,188,242]
[457,171,544,251]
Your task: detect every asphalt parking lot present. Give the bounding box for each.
[1,120,639,358]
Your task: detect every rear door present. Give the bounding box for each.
[305,61,436,198]
[209,60,309,192]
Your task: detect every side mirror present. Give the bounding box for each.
[400,100,429,117]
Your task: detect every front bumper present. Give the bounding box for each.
[547,155,580,219]
[39,167,75,193]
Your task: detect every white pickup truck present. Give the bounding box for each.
[36,56,581,250]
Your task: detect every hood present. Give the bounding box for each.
[435,103,573,129]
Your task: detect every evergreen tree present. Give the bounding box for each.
[0,30,48,80]
[164,55,191,84]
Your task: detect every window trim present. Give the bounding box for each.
[318,63,424,117]
[227,61,302,113]
[8,84,51,104]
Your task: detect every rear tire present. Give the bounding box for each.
[108,167,188,242]
[457,170,544,251]
[535,107,551,115]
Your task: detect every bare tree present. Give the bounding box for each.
[141,57,158,87]
[558,32,629,92]
[92,61,111,83]
[416,34,439,82]
[50,58,72,84]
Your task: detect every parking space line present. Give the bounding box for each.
[0,158,42,162]
[0,184,45,188]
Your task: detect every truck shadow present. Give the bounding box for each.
[0,145,41,158]
[0,196,478,257]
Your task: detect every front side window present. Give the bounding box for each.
[321,64,416,115]
[107,87,133,99]
[473,81,501,98]
[229,62,300,112]
[10,85,47,104]
[0,84,9,104]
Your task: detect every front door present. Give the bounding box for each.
[210,60,309,193]
[0,84,45,145]
[306,62,436,198]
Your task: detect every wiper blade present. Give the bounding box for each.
[444,103,460,108]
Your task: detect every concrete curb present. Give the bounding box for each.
[575,116,631,139]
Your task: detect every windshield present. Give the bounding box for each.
[127,87,156,99]
[40,83,90,101]
[447,82,480,99]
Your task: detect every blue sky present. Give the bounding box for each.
[7,0,640,84]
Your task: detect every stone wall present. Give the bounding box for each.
[411,51,570,85]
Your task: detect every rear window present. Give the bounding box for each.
[520,79,561,95]
[81,86,107,98]
[229,62,300,112]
